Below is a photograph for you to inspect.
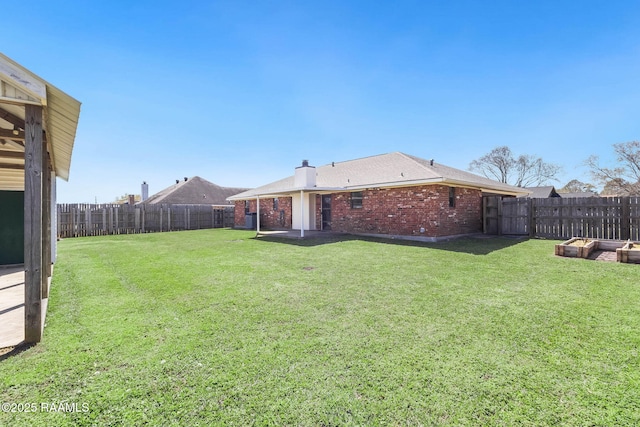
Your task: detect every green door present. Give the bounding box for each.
[0,191,24,265]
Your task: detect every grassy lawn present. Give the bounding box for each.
[1,229,639,426]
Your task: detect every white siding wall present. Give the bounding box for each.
[292,192,316,231]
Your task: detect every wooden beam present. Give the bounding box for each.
[0,162,24,169]
[0,129,26,140]
[0,129,45,144]
[0,106,25,129]
[0,150,24,159]
[24,104,43,343]
[1,139,24,150]
[42,151,52,298]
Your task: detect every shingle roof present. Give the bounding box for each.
[522,186,560,198]
[142,176,249,206]
[228,152,528,200]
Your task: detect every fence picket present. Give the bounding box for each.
[500,197,640,240]
[56,204,235,238]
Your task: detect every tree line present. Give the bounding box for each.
[469,141,640,196]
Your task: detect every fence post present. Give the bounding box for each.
[71,207,76,237]
[621,197,630,241]
[497,196,502,235]
[528,198,534,238]
[56,205,62,239]
[85,208,91,236]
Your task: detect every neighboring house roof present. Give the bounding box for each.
[523,186,561,198]
[142,176,249,206]
[558,192,599,198]
[228,152,528,200]
[0,53,81,191]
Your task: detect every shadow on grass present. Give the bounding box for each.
[253,232,529,255]
[0,342,35,362]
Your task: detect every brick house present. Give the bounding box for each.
[227,152,527,240]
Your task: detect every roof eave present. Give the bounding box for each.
[227,177,527,201]
[344,178,526,196]
[0,53,81,182]
[441,178,528,196]
[227,186,344,201]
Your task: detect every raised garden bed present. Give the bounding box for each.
[617,241,640,264]
[556,238,638,263]
[555,238,598,258]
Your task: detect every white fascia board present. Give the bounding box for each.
[344,177,526,196]
[227,178,525,201]
[227,186,343,201]
[342,178,445,191]
[0,55,47,103]
[441,178,528,196]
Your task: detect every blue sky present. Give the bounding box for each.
[4,1,640,202]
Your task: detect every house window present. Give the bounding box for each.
[449,187,456,207]
[273,197,279,211]
[244,200,250,214]
[351,191,363,209]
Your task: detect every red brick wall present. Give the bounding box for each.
[237,185,482,237]
[234,197,292,229]
[259,197,292,229]
[234,201,246,227]
[328,184,482,237]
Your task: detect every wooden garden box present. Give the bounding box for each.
[596,239,628,252]
[617,241,640,264]
[555,238,597,258]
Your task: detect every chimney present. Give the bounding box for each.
[294,159,316,188]
[141,181,149,201]
[128,194,135,205]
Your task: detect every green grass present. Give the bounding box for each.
[1,229,639,426]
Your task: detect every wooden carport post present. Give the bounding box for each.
[42,146,52,298]
[24,104,44,343]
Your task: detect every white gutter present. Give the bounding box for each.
[227,186,340,201]
[228,178,526,201]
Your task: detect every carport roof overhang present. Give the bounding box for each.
[227,178,529,201]
[0,53,81,191]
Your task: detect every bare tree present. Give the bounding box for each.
[586,141,640,196]
[469,146,562,187]
[558,179,598,194]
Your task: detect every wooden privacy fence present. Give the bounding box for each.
[57,204,235,238]
[497,197,640,240]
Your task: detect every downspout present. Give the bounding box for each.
[300,190,304,238]
[256,195,260,234]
